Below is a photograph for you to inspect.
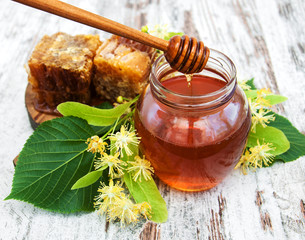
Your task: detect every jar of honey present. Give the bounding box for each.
[134,50,251,192]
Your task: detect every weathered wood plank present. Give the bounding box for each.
[0,0,304,239]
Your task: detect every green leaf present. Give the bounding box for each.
[141,24,183,41]
[141,25,149,33]
[164,32,184,41]
[244,90,287,105]
[95,101,113,109]
[5,117,99,213]
[121,143,168,223]
[71,166,108,190]
[124,173,168,223]
[90,102,114,134]
[91,125,113,136]
[268,112,305,162]
[57,97,138,127]
[244,90,257,99]
[245,78,257,90]
[247,125,290,155]
[264,95,288,105]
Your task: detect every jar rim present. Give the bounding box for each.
[149,49,237,110]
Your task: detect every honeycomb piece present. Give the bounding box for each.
[27,32,101,112]
[93,35,155,101]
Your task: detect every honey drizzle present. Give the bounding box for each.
[186,74,193,87]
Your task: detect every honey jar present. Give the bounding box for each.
[134,50,251,191]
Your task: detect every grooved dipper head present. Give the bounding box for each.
[164,35,210,74]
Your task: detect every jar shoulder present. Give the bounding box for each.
[136,86,251,145]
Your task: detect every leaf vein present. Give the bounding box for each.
[12,150,86,197]
[68,117,94,137]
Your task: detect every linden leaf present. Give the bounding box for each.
[90,102,114,135]
[265,95,288,105]
[268,112,305,163]
[247,125,290,155]
[245,78,257,90]
[57,97,138,126]
[71,166,108,190]
[244,90,258,99]
[95,101,114,109]
[5,117,99,213]
[164,32,184,41]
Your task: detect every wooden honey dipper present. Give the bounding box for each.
[12,0,210,74]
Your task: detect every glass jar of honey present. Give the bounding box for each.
[134,50,251,192]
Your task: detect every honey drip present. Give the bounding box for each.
[186,74,193,87]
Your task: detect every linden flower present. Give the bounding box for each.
[249,140,275,168]
[116,96,124,104]
[133,202,152,220]
[248,98,261,113]
[248,87,273,109]
[238,80,251,91]
[148,24,169,39]
[255,96,271,108]
[95,152,127,178]
[127,155,154,182]
[234,150,252,175]
[108,197,139,227]
[109,125,140,157]
[86,135,107,154]
[94,180,125,215]
[251,108,275,132]
[248,91,271,113]
[256,88,272,98]
[235,141,275,174]
[113,96,130,111]
[255,88,272,107]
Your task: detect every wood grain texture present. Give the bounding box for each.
[13,0,169,51]
[25,84,58,129]
[0,0,304,239]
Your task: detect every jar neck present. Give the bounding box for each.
[149,50,237,111]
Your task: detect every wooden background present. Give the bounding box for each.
[1,0,304,239]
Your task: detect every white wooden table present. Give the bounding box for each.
[1,0,304,239]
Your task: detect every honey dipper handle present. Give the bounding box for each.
[12,0,169,51]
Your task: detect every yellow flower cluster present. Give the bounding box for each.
[238,80,251,91]
[86,136,107,154]
[95,152,127,178]
[85,125,154,225]
[249,88,275,133]
[145,24,169,39]
[94,180,151,227]
[109,125,141,157]
[236,81,278,174]
[251,108,275,132]
[235,140,275,175]
[127,155,154,182]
